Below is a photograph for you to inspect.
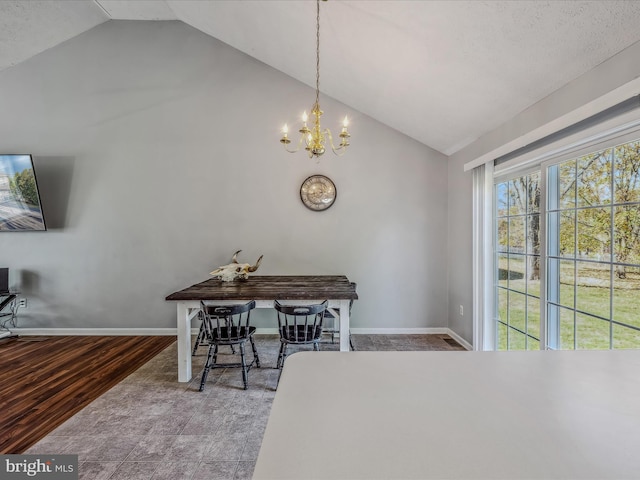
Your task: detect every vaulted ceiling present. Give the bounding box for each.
[2,0,640,156]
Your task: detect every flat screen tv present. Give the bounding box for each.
[0,155,46,231]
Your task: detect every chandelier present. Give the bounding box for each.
[279,0,350,158]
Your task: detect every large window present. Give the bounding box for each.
[495,137,640,350]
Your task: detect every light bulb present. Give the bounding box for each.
[302,111,308,123]
[282,124,288,134]
[343,116,349,127]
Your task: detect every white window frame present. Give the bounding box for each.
[493,165,547,350]
[472,162,494,350]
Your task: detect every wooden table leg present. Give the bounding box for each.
[339,299,350,352]
[177,302,192,382]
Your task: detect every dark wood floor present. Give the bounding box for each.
[0,335,175,454]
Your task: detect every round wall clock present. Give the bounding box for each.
[300,175,337,211]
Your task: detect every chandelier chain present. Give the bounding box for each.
[315,0,321,107]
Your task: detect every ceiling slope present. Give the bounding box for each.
[2,0,640,156]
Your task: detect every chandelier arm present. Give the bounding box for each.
[324,128,348,156]
[282,134,310,154]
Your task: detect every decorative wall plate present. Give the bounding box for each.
[300,175,337,211]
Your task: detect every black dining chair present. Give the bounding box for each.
[274,300,327,370]
[322,282,357,350]
[198,300,260,391]
[193,309,237,356]
[192,310,210,355]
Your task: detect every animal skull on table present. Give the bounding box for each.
[209,250,263,282]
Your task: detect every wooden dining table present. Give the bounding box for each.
[165,275,358,382]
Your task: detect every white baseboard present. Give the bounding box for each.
[445,329,473,350]
[11,327,473,350]
[350,327,449,335]
[255,328,280,335]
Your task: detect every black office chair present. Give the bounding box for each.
[0,294,18,333]
[198,300,260,391]
[322,282,356,350]
[274,300,327,370]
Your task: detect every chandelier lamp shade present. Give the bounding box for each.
[279,0,351,158]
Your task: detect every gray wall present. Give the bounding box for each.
[446,156,473,343]
[0,20,448,331]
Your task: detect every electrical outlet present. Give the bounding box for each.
[459,305,463,316]
[19,298,27,308]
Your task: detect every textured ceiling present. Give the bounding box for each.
[2,0,640,156]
